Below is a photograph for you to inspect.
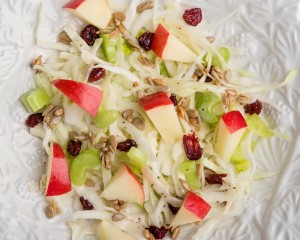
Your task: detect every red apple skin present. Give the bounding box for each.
[139,92,173,111]
[52,79,103,117]
[184,192,211,220]
[151,24,170,58]
[46,143,72,196]
[221,110,247,134]
[64,0,85,9]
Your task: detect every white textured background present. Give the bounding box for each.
[0,0,299,239]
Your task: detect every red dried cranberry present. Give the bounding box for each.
[147,226,168,239]
[117,139,137,152]
[138,31,154,51]
[168,204,179,215]
[79,197,94,210]
[170,93,178,106]
[183,8,202,26]
[25,113,44,128]
[80,24,99,46]
[244,100,263,115]
[206,174,227,185]
[67,140,82,156]
[88,67,105,82]
[183,132,202,160]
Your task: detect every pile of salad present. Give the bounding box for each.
[20,0,296,239]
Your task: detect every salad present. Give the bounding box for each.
[20,0,297,239]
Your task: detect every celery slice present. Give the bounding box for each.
[101,34,119,63]
[127,147,147,170]
[20,87,50,113]
[246,114,275,138]
[233,160,250,173]
[160,62,170,77]
[179,161,196,174]
[70,149,101,186]
[211,47,230,68]
[33,73,53,97]
[195,92,224,124]
[92,110,118,129]
[123,42,134,55]
[185,172,200,190]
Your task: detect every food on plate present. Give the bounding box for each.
[20,0,297,239]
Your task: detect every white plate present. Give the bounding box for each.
[0,0,299,239]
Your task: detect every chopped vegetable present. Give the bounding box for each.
[20,87,50,113]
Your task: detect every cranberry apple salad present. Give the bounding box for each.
[20,0,296,239]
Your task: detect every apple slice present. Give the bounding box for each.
[139,92,183,142]
[101,164,144,205]
[214,110,247,162]
[52,79,103,117]
[45,142,72,196]
[64,0,112,29]
[96,221,135,240]
[171,191,211,227]
[151,24,196,63]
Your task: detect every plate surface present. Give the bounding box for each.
[0,0,300,239]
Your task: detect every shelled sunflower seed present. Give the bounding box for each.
[145,77,167,86]
[69,132,87,142]
[237,94,251,104]
[112,213,127,222]
[126,38,140,50]
[122,109,134,122]
[43,104,64,129]
[32,55,42,68]
[113,12,126,22]
[171,226,180,240]
[97,27,116,35]
[178,96,190,109]
[110,199,127,211]
[224,69,232,83]
[137,0,154,13]
[45,200,61,219]
[179,178,192,191]
[139,55,155,68]
[95,135,117,170]
[186,109,201,127]
[132,117,145,130]
[58,31,71,45]
[206,36,216,43]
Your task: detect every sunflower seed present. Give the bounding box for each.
[53,107,64,116]
[45,205,56,219]
[178,97,190,108]
[32,55,42,67]
[112,213,127,222]
[95,142,107,149]
[225,88,237,96]
[49,116,62,128]
[189,117,198,126]
[85,178,96,187]
[171,226,180,240]
[152,78,167,86]
[132,117,145,130]
[179,178,192,191]
[222,95,231,107]
[104,153,112,170]
[58,31,71,45]
[237,94,250,104]
[137,90,144,99]
[122,109,133,119]
[137,0,154,13]
[224,69,232,83]
[149,234,155,240]
[133,81,139,87]
[113,12,126,22]
[118,23,127,36]
[176,105,185,119]
[186,109,198,118]
[43,104,55,116]
[126,38,140,50]
[139,55,155,68]
[206,36,215,43]
[143,229,151,239]
[109,135,117,150]
[197,64,208,75]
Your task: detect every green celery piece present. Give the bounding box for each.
[123,42,134,55]
[179,161,196,174]
[127,147,147,170]
[160,62,170,77]
[231,144,245,164]
[20,87,50,113]
[33,73,53,97]
[185,172,200,190]
[195,92,224,124]
[70,149,101,186]
[101,34,119,63]
[92,110,118,129]
[233,160,250,173]
[246,114,275,138]
[136,29,146,39]
[211,47,230,68]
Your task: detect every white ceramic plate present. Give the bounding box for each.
[0,0,299,239]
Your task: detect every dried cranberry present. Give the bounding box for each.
[138,31,154,51]
[170,93,178,106]
[183,8,202,26]
[80,24,99,46]
[168,204,179,215]
[79,197,94,210]
[244,100,263,115]
[88,67,105,82]
[67,140,82,156]
[25,113,43,128]
[117,139,137,152]
[206,174,227,185]
[183,132,202,160]
[147,226,168,239]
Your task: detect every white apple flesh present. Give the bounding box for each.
[45,142,72,196]
[151,24,196,63]
[171,191,211,227]
[214,110,247,162]
[101,164,144,205]
[64,0,112,29]
[139,92,183,142]
[96,221,135,240]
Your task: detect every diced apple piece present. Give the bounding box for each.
[64,0,112,29]
[171,191,211,227]
[101,164,144,205]
[151,24,196,63]
[139,92,183,142]
[96,221,135,240]
[52,79,103,117]
[45,142,72,196]
[214,110,247,162]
